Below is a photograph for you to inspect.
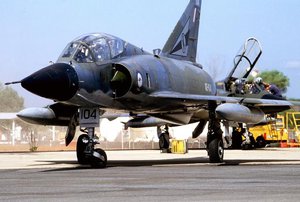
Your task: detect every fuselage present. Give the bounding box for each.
[21,33,216,114]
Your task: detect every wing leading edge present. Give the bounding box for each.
[150,91,299,112]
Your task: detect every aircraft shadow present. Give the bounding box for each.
[40,157,208,172]
[40,157,300,172]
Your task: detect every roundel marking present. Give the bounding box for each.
[137,72,143,88]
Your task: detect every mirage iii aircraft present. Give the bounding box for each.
[6,0,299,168]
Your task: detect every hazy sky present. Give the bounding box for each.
[1,0,300,107]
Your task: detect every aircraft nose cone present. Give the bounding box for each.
[21,63,79,101]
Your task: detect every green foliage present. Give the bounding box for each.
[258,70,289,93]
[0,82,24,112]
[288,98,300,102]
[29,146,38,152]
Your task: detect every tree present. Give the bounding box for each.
[0,82,24,112]
[205,55,226,81]
[258,70,289,93]
[0,82,42,151]
[0,82,24,144]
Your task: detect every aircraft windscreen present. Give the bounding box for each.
[60,42,93,63]
[61,43,79,58]
[60,33,125,63]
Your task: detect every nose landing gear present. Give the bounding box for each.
[77,127,107,168]
[76,108,107,168]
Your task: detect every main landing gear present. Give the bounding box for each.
[76,108,107,168]
[231,123,256,150]
[157,125,171,153]
[207,101,224,163]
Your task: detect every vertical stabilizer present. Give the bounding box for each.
[162,0,201,62]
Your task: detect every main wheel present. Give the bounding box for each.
[242,136,256,150]
[255,135,266,148]
[208,138,224,163]
[159,132,170,149]
[90,148,107,168]
[231,129,243,149]
[76,134,89,165]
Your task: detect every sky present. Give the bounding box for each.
[1,0,300,108]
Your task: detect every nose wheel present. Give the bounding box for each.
[76,134,89,165]
[91,148,107,168]
[76,108,107,168]
[76,131,107,168]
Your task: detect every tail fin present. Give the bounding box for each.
[162,0,201,62]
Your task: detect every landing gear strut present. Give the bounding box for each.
[207,101,224,163]
[76,108,107,168]
[157,125,170,152]
[231,123,255,150]
[241,126,255,150]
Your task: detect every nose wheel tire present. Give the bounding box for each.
[90,148,107,168]
[76,134,90,165]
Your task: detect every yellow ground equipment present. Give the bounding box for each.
[249,112,300,147]
[285,112,300,146]
[171,139,188,154]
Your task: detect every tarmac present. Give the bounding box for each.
[1,148,300,170]
[0,148,300,201]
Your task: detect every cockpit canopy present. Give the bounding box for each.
[60,33,125,63]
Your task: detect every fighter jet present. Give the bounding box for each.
[6,0,299,168]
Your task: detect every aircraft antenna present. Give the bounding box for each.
[4,81,22,85]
